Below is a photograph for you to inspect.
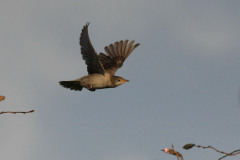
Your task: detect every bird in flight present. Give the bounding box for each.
[59,23,140,91]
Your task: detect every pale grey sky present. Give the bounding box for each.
[1,1,240,160]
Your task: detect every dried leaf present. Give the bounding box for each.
[183,143,195,150]
[0,96,5,102]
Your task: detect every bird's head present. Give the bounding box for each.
[111,76,129,87]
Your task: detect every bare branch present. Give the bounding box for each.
[219,150,240,160]
[1,95,35,115]
[183,143,240,159]
[0,110,35,114]
[162,145,184,160]
[196,145,240,157]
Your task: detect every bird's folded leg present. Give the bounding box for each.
[86,85,93,89]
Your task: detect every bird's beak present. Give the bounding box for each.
[122,79,129,83]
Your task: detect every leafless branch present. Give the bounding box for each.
[0,110,35,114]
[1,95,35,114]
[183,143,240,159]
[219,150,240,160]
[162,145,184,160]
[172,145,180,160]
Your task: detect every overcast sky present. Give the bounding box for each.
[1,1,240,160]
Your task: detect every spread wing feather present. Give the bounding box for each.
[98,40,140,75]
[79,23,105,75]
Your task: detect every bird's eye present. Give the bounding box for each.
[118,79,121,82]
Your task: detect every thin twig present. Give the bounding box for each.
[0,110,35,114]
[1,96,35,115]
[162,145,184,160]
[197,145,240,156]
[172,145,180,160]
[219,150,240,160]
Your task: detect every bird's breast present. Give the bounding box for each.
[80,73,113,89]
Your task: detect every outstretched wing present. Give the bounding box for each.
[80,23,105,75]
[98,40,140,75]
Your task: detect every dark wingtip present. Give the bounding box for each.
[83,22,90,30]
[79,22,91,44]
[135,43,140,47]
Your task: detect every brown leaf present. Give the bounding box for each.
[183,143,195,150]
[0,96,5,102]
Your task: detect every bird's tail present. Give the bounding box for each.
[59,80,83,91]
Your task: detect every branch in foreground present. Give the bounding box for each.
[219,149,240,160]
[183,143,240,159]
[0,110,35,114]
[162,144,184,160]
[1,95,35,115]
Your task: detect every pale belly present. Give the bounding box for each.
[79,73,112,89]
